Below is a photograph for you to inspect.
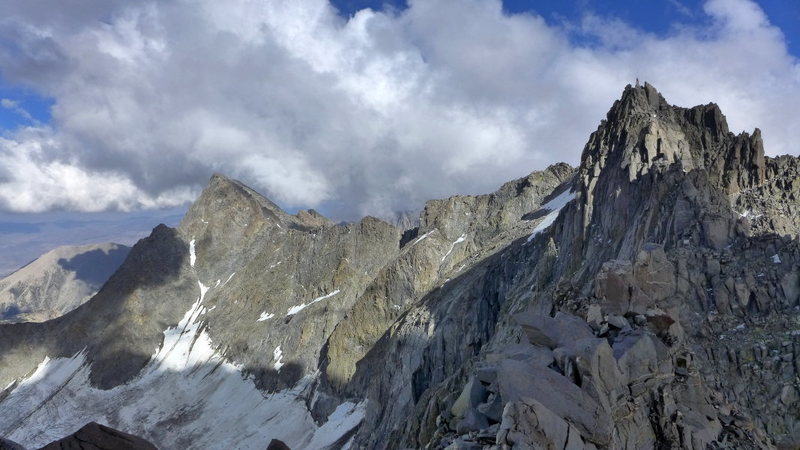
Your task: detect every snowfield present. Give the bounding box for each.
[0,287,364,449]
[527,189,576,242]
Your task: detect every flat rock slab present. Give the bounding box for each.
[514,311,595,349]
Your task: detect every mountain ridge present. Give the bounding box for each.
[0,83,798,449]
[0,242,130,323]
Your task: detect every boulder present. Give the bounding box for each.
[633,243,676,302]
[451,377,488,418]
[782,271,800,306]
[477,392,504,423]
[570,338,625,413]
[586,304,603,331]
[514,311,594,349]
[495,359,612,445]
[497,400,593,450]
[594,260,654,315]
[485,343,555,368]
[456,407,490,434]
[606,314,630,330]
[612,331,673,389]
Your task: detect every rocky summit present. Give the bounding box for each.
[0,83,798,449]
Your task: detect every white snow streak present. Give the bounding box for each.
[198,281,209,302]
[220,272,236,287]
[258,312,275,322]
[527,189,575,242]
[286,290,340,316]
[189,239,197,267]
[273,346,284,371]
[269,261,282,269]
[736,209,762,220]
[441,233,467,262]
[413,231,433,246]
[772,254,782,264]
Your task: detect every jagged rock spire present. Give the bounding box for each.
[577,82,765,199]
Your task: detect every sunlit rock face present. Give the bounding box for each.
[1,84,798,449]
[0,242,130,323]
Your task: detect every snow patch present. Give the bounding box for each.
[305,402,366,449]
[0,298,365,449]
[412,231,433,246]
[441,233,467,262]
[273,346,284,371]
[772,254,781,264]
[269,261,282,269]
[527,189,575,242]
[189,239,197,267]
[286,290,340,316]
[258,312,275,322]
[198,281,210,302]
[737,210,763,219]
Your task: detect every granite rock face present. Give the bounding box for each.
[0,83,798,449]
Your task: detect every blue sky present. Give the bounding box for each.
[0,79,53,131]
[0,0,798,274]
[329,0,800,54]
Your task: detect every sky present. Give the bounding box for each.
[0,0,798,274]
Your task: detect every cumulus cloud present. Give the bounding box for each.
[0,0,797,218]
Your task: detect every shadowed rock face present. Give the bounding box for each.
[0,84,798,449]
[0,437,25,450]
[39,422,157,450]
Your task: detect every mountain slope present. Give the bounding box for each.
[0,243,130,323]
[0,84,798,449]
[345,83,800,449]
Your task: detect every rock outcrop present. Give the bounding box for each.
[39,422,157,450]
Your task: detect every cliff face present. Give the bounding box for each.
[344,83,800,449]
[0,84,798,450]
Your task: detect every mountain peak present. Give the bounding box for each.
[618,82,670,112]
[567,82,771,258]
[180,174,294,237]
[577,82,751,189]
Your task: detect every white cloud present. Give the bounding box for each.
[0,133,195,212]
[0,0,796,217]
